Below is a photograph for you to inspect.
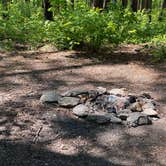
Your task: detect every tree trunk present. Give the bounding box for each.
[122,0,128,8]
[71,0,74,9]
[131,0,139,12]
[159,0,166,20]
[92,0,103,8]
[103,0,110,9]
[141,0,152,22]
[43,0,53,20]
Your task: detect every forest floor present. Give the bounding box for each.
[0,44,166,166]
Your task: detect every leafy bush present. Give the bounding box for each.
[0,0,165,50]
[151,40,166,62]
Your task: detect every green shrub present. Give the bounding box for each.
[0,0,165,50]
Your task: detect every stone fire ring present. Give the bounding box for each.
[40,87,160,127]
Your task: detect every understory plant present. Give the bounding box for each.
[0,1,165,51]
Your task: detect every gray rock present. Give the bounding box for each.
[58,97,80,107]
[40,91,61,103]
[108,114,122,124]
[62,89,89,97]
[127,112,152,127]
[96,87,107,95]
[86,112,110,124]
[72,104,89,117]
[86,112,122,124]
[117,109,132,120]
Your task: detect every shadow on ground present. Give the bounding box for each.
[0,48,166,165]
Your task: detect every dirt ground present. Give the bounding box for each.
[0,45,166,166]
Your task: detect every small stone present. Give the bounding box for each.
[128,95,137,103]
[108,88,128,96]
[127,112,152,127]
[140,92,152,99]
[107,106,117,114]
[58,97,80,107]
[96,87,107,95]
[38,44,58,52]
[72,104,89,117]
[88,90,99,99]
[40,91,61,103]
[130,102,142,112]
[117,109,132,120]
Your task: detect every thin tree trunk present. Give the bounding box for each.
[159,0,166,20]
[92,0,103,8]
[71,0,74,9]
[131,0,139,12]
[141,0,152,22]
[43,0,53,20]
[103,0,110,9]
[122,0,128,8]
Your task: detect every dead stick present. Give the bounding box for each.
[33,126,43,144]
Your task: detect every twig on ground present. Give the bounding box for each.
[33,126,43,144]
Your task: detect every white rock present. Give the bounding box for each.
[108,88,128,96]
[142,108,158,116]
[96,87,107,94]
[72,104,89,117]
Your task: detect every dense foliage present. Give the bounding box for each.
[0,0,165,55]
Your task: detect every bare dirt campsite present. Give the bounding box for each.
[0,45,166,166]
[0,0,166,165]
